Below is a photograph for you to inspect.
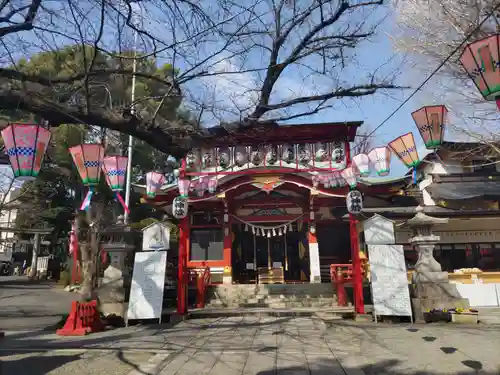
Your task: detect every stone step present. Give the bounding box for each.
[188,306,354,319]
[207,295,338,306]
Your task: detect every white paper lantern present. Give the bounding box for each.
[368,147,391,176]
[352,153,370,177]
[341,167,357,188]
[346,190,363,215]
[173,196,188,219]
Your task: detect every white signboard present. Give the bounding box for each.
[142,222,171,251]
[368,244,412,317]
[127,251,167,322]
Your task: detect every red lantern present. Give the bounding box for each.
[460,35,500,108]
[1,123,51,180]
[411,105,447,149]
[102,156,130,214]
[69,144,104,211]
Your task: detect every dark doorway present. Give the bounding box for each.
[255,236,270,268]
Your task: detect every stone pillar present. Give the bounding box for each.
[404,208,470,321]
[100,251,129,316]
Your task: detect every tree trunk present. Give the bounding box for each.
[79,241,95,300]
[77,204,102,301]
[28,233,40,279]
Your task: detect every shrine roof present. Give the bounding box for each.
[201,121,362,146]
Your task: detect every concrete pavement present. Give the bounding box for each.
[1,317,500,374]
[0,276,75,331]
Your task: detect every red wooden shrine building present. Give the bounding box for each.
[141,121,407,315]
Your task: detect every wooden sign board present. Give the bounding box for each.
[142,222,172,251]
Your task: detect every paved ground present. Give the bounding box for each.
[1,317,500,375]
[1,277,499,374]
[0,276,75,331]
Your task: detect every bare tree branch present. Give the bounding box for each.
[0,0,402,157]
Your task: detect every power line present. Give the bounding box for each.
[360,2,500,144]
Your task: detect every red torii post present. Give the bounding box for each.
[177,160,189,315]
[346,141,365,314]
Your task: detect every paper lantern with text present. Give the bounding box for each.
[341,167,357,189]
[102,156,129,214]
[460,35,500,108]
[70,144,104,210]
[368,147,391,176]
[352,154,370,177]
[388,133,420,168]
[146,171,166,198]
[1,123,51,180]
[173,196,188,219]
[412,105,447,149]
[346,190,363,215]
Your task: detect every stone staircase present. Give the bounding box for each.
[204,283,344,309]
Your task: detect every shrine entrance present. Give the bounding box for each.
[231,221,310,284]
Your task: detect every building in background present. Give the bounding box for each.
[0,187,21,262]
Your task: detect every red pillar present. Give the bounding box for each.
[349,213,364,314]
[177,217,189,315]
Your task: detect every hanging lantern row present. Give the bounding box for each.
[187,176,218,197]
[312,171,347,189]
[69,144,131,213]
[184,141,347,173]
[311,146,392,190]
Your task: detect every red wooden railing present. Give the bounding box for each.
[330,264,352,306]
[330,264,367,307]
[188,267,211,308]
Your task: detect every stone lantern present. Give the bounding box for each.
[403,207,469,320]
[98,215,140,319]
